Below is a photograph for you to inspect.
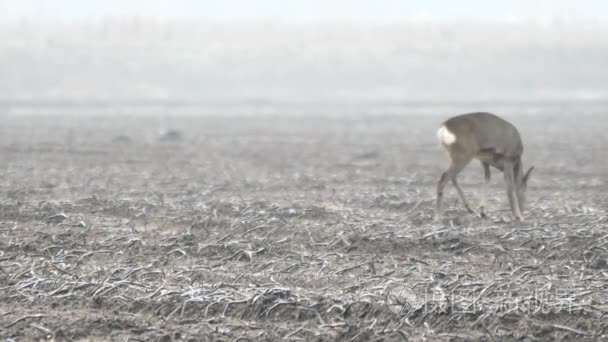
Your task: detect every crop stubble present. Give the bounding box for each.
[0,111,607,340]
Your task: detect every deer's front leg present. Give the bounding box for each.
[503,160,523,221]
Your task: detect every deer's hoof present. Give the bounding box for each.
[510,215,525,223]
[478,206,487,218]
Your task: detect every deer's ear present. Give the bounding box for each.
[523,166,534,184]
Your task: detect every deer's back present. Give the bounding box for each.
[443,112,523,157]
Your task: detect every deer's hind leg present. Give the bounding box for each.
[451,162,474,214]
[435,151,473,220]
[479,161,491,218]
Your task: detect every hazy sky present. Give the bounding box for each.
[1,0,608,22]
[2,0,607,101]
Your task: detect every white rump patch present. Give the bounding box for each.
[437,125,456,146]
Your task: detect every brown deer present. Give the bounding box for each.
[435,112,534,221]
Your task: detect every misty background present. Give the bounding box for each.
[1,0,608,106]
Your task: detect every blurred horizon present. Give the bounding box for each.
[3,0,608,22]
[1,1,608,106]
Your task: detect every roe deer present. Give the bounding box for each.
[435,112,534,221]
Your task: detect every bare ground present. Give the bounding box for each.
[0,110,607,341]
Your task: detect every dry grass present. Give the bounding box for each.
[0,111,607,341]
